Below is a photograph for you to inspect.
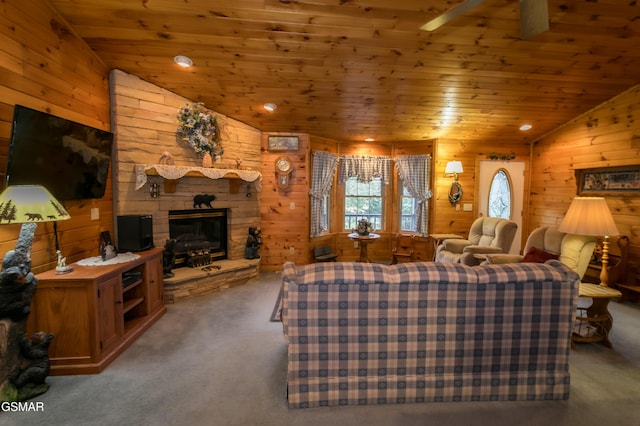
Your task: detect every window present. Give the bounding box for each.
[488,169,512,219]
[320,195,329,232]
[344,177,383,231]
[400,183,418,232]
[310,151,339,237]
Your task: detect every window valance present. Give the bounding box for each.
[339,155,391,184]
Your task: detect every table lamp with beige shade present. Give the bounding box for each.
[558,196,619,287]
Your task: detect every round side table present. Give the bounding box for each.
[348,233,380,263]
[573,282,622,349]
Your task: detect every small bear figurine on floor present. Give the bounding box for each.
[10,332,54,390]
[163,239,176,278]
[244,226,262,259]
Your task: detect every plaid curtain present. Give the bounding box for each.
[395,154,433,236]
[309,151,339,237]
[339,155,391,184]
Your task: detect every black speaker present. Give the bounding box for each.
[117,215,154,252]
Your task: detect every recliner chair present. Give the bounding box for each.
[435,217,518,266]
[482,226,596,279]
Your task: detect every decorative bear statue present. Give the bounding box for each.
[244,227,262,259]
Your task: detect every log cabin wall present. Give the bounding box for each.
[0,0,112,274]
[529,84,640,278]
[111,70,262,260]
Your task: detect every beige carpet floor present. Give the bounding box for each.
[4,270,640,426]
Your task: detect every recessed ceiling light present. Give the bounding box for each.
[263,103,277,112]
[520,124,532,131]
[173,55,193,68]
[364,138,375,142]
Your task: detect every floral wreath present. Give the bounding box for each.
[176,102,224,158]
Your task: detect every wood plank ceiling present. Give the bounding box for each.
[47,0,640,144]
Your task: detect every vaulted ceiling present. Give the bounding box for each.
[48,0,640,144]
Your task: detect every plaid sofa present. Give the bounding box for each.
[281,260,579,408]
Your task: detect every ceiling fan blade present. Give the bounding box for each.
[519,0,549,39]
[420,0,488,32]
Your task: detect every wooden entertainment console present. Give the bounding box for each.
[28,248,166,375]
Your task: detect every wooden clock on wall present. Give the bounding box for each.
[275,156,293,189]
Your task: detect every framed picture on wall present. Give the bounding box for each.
[577,166,640,194]
[267,136,299,151]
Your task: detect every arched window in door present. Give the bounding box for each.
[488,169,512,219]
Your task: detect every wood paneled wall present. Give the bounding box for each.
[0,0,111,273]
[530,84,640,274]
[259,133,310,270]
[111,70,262,260]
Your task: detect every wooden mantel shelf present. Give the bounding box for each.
[134,164,262,193]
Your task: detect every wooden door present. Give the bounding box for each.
[146,253,164,312]
[478,160,525,254]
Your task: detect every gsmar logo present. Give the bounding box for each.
[1,401,45,412]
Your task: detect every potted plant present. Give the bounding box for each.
[355,218,373,236]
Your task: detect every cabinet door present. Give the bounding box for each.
[97,276,123,354]
[147,253,165,312]
[29,280,93,366]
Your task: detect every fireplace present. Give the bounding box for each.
[168,209,228,268]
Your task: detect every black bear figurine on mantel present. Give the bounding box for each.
[193,194,216,209]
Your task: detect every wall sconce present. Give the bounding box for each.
[149,183,159,198]
[445,161,463,204]
[445,161,463,180]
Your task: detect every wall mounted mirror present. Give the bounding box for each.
[448,181,463,204]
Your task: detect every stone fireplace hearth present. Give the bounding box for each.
[162,258,260,303]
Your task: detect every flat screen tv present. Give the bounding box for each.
[6,105,114,201]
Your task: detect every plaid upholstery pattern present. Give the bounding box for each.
[281,260,578,408]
